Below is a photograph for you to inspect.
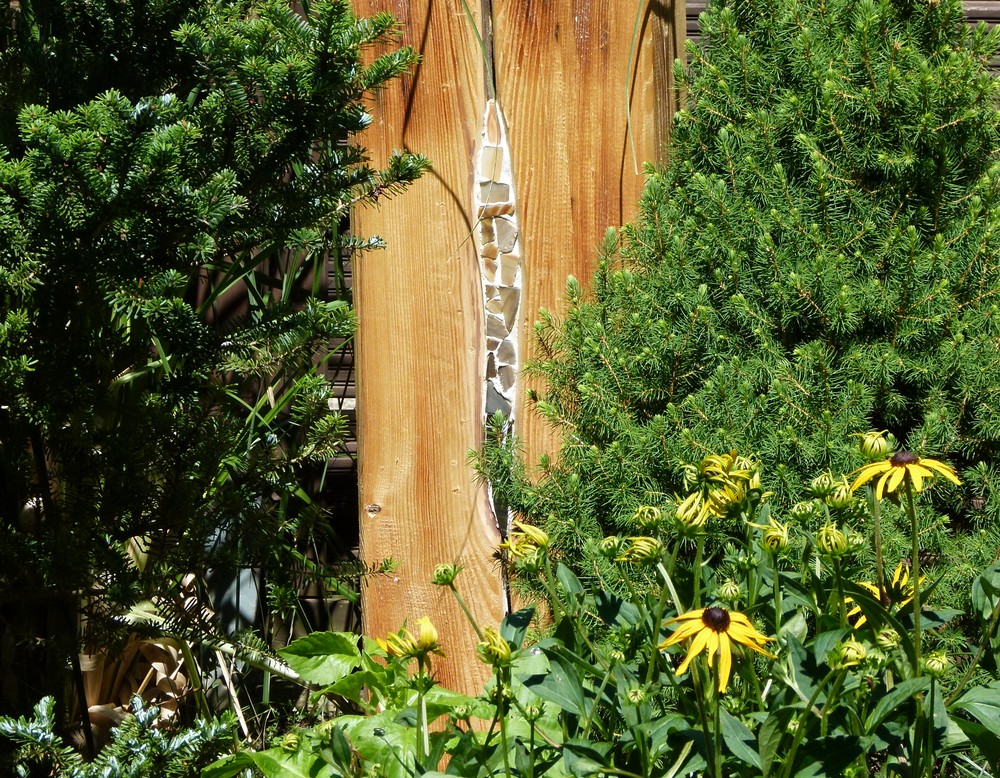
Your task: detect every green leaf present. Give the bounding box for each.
[279,631,361,685]
[501,606,535,648]
[247,747,338,778]
[522,649,587,716]
[593,590,641,628]
[556,562,584,598]
[951,681,1000,738]
[563,739,611,776]
[759,707,796,777]
[202,753,257,778]
[865,678,930,733]
[720,707,761,769]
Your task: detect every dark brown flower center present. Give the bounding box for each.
[890,451,919,466]
[702,607,731,632]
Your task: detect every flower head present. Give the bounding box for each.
[617,536,663,566]
[501,520,549,559]
[856,430,897,461]
[431,563,461,586]
[831,638,868,669]
[476,626,513,667]
[658,607,775,693]
[376,617,446,665]
[748,517,790,552]
[847,561,923,628]
[631,505,663,530]
[850,451,960,501]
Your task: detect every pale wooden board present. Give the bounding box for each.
[492,0,686,469]
[352,0,504,695]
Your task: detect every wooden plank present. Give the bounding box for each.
[491,0,686,471]
[352,0,504,694]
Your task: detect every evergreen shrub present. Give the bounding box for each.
[481,0,1000,596]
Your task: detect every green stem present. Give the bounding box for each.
[871,489,886,603]
[692,660,717,778]
[712,656,723,778]
[781,669,839,778]
[820,671,846,738]
[498,668,513,778]
[449,583,485,642]
[772,550,783,636]
[904,485,922,673]
[692,535,705,610]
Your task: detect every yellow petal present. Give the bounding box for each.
[885,466,907,495]
[874,471,893,501]
[850,462,891,493]
[922,458,961,486]
[906,463,935,492]
[675,628,712,676]
[662,609,706,628]
[659,618,705,649]
[717,634,732,693]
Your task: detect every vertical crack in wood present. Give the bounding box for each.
[480,0,496,101]
[474,98,519,614]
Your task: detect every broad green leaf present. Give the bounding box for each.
[562,740,612,776]
[249,747,338,778]
[279,631,361,686]
[557,562,584,598]
[501,606,535,648]
[759,706,796,777]
[865,678,929,733]
[953,717,1000,765]
[951,681,1000,737]
[202,753,256,778]
[720,707,761,769]
[793,735,863,777]
[522,649,587,715]
[593,590,641,628]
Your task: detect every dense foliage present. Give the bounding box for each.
[0,0,426,714]
[479,0,1000,591]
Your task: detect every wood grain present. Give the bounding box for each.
[352,0,503,695]
[492,0,685,470]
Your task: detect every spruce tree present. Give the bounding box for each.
[482,0,1000,588]
[0,0,426,713]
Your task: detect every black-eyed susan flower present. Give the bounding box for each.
[847,561,923,628]
[476,626,513,667]
[849,451,960,501]
[659,607,775,693]
[501,520,549,559]
[376,617,446,665]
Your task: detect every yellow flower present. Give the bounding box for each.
[376,617,446,664]
[616,536,663,565]
[850,451,960,501]
[658,607,775,693]
[847,561,923,628]
[476,626,513,666]
[501,520,549,559]
[748,517,790,552]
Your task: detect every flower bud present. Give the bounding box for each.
[751,517,790,552]
[825,479,854,511]
[718,578,742,601]
[809,471,837,499]
[832,638,868,669]
[675,491,710,529]
[477,626,513,667]
[598,535,626,559]
[923,650,950,678]
[816,522,848,557]
[431,563,461,586]
[857,430,896,462]
[625,687,647,705]
[281,733,301,752]
[631,505,663,530]
[875,628,901,650]
[790,500,821,524]
[618,536,663,566]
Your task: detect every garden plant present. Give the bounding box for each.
[0,0,425,752]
